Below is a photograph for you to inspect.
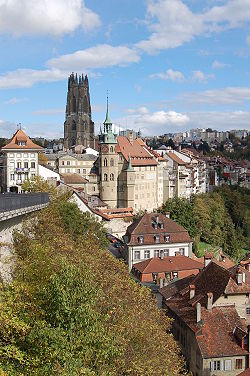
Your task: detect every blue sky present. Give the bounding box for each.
[1,0,250,139]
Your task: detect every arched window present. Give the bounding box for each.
[110,173,114,181]
[110,158,114,167]
[72,120,76,131]
[110,146,113,152]
[104,158,108,167]
[104,173,108,181]
[83,95,88,113]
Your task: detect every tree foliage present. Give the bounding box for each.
[160,186,250,260]
[0,199,185,375]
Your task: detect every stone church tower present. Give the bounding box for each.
[99,98,118,208]
[64,73,94,150]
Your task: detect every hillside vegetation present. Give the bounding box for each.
[0,195,185,375]
[160,185,250,260]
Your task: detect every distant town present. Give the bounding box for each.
[0,74,250,376]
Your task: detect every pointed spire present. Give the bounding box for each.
[104,92,112,125]
[126,153,134,171]
[99,124,102,134]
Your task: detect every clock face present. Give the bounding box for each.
[102,145,109,153]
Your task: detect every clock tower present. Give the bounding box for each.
[98,98,118,208]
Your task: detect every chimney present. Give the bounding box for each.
[196,302,201,323]
[236,268,243,285]
[207,292,213,310]
[204,252,213,268]
[159,277,164,289]
[160,250,164,260]
[189,284,195,299]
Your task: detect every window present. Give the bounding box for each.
[134,251,140,260]
[31,162,35,169]
[17,162,21,168]
[154,250,160,258]
[210,361,221,371]
[236,359,243,370]
[10,174,15,181]
[173,271,178,279]
[83,169,86,174]
[104,158,108,167]
[67,169,70,173]
[67,161,70,166]
[179,248,185,255]
[62,161,65,166]
[144,250,150,259]
[104,173,108,181]
[110,158,114,167]
[154,235,160,243]
[17,173,22,181]
[110,173,114,181]
[164,249,169,257]
[24,172,28,181]
[246,307,250,315]
[152,272,158,283]
[110,146,113,152]
[23,153,28,158]
[165,234,170,243]
[224,360,232,371]
[138,236,144,244]
[165,272,171,280]
[24,162,28,168]
[31,173,35,179]
[92,187,95,192]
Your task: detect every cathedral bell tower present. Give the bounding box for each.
[99,97,118,208]
[64,73,94,150]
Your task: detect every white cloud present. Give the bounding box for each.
[135,110,190,125]
[3,97,27,105]
[47,45,140,70]
[150,68,184,81]
[0,44,139,89]
[246,35,250,44]
[136,0,250,53]
[181,86,250,105]
[0,0,100,36]
[192,70,215,82]
[188,111,250,131]
[0,119,19,137]
[212,60,229,69]
[0,68,66,89]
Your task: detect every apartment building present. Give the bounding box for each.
[58,153,97,179]
[1,129,42,193]
[122,212,192,270]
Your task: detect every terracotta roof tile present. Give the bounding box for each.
[117,136,158,166]
[166,152,186,165]
[238,369,250,376]
[133,255,203,274]
[125,212,191,245]
[2,129,43,150]
[61,173,88,185]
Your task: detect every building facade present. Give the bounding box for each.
[1,129,43,193]
[64,73,94,150]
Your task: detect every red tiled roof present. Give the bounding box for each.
[196,305,248,358]
[2,129,43,150]
[125,212,191,245]
[159,275,196,300]
[117,136,158,166]
[133,255,203,274]
[238,369,250,376]
[166,152,186,165]
[61,173,88,184]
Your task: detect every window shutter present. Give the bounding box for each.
[220,360,224,371]
[210,362,214,371]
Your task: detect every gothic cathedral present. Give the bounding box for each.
[64,73,95,150]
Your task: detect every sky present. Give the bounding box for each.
[1,0,250,139]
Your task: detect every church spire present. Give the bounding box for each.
[104,92,112,126]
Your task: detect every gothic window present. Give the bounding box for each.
[104,158,108,167]
[110,146,113,152]
[110,173,114,181]
[72,121,76,131]
[104,173,108,181]
[72,96,76,113]
[110,158,114,167]
[83,96,88,113]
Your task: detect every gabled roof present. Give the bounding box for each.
[125,212,191,245]
[166,152,186,165]
[2,129,43,150]
[61,173,88,185]
[117,136,158,166]
[133,255,203,274]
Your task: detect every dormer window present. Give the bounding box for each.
[154,235,160,243]
[17,141,26,146]
[165,234,170,243]
[159,223,164,229]
[138,235,144,244]
[152,222,158,229]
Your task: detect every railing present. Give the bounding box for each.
[0,192,49,213]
